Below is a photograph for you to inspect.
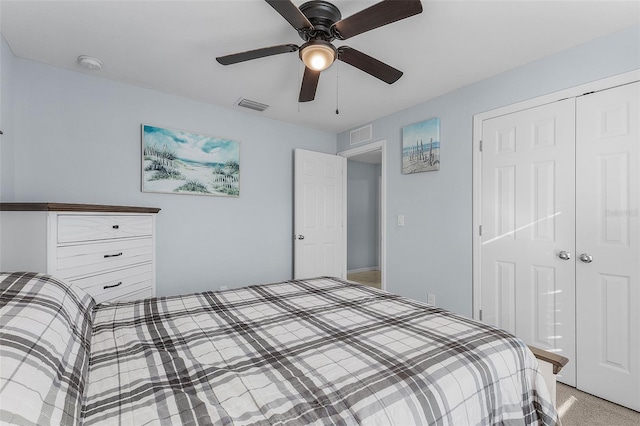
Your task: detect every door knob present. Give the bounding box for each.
[296,235,305,240]
[558,250,571,260]
[579,253,593,263]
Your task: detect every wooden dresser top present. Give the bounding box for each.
[0,203,160,214]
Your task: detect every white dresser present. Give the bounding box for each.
[0,203,160,303]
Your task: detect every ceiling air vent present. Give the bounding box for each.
[350,124,372,145]
[237,98,269,112]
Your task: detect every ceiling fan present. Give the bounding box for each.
[216,0,423,102]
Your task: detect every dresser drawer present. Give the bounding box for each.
[70,263,153,304]
[55,238,153,279]
[57,214,153,243]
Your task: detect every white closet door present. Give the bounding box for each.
[481,98,576,385]
[575,82,640,410]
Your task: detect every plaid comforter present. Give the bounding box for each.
[83,277,557,425]
[1,272,95,425]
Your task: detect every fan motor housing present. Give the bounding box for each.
[299,1,341,40]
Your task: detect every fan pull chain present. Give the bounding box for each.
[335,62,340,115]
[297,60,301,113]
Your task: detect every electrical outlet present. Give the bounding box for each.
[427,293,436,305]
[220,285,228,291]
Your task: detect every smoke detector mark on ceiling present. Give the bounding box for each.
[236,98,269,112]
[77,55,102,70]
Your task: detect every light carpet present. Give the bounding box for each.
[557,383,639,426]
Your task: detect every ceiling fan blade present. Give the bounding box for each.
[337,47,402,84]
[332,0,423,40]
[216,44,298,65]
[265,0,314,31]
[299,67,321,102]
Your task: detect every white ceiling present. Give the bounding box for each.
[1,1,638,134]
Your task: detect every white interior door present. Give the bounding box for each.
[294,149,345,279]
[575,82,640,410]
[480,98,576,385]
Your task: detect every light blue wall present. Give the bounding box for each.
[347,159,379,271]
[3,25,639,308]
[6,56,336,296]
[0,34,16,265]
[337,25,640,317]
[0,35,15,201]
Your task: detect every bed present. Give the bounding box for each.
[0,272,558,425]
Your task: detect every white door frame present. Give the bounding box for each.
[338,140,387,290]
[472,69,640,320]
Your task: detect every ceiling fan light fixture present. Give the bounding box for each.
[300,40,336,71]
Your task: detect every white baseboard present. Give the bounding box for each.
[347,267,380,274]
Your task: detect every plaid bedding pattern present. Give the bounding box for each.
[0,272,95,426]
[85,277,558,426]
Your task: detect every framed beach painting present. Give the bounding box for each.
[402,118,440,174]
[142,125,240,197]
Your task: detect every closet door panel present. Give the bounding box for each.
[576,81,639,411]
[481,98,576,385]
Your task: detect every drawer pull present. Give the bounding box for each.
[112,225,120,229]
[104,252,123,258]
[104,281,123,289]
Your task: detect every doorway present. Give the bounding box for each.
[338,141,386,290]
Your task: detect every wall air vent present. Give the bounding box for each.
[350,124,372,145]
[236,98,269,112]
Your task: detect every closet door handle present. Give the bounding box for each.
[558,251,571,260]
[579,253,593,263]
[104,252,123,258]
